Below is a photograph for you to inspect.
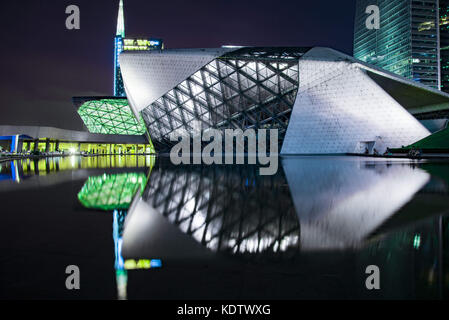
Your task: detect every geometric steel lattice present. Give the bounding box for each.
[78,172,148,211]
[141,47,307,150]
[78,99,147,135]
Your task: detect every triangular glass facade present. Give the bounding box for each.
[77,99,147,135]
[140,48,308,149]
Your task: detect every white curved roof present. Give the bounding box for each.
[120,48,237,116]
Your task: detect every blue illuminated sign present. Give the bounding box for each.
[150,259,162,268]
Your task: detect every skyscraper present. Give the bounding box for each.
[354,0,441,90]
[114,0,126,97]
[440,1,449,92]
[113,0,164,97]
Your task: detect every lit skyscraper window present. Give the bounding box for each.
[354,0,441,90]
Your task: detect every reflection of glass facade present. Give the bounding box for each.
[141,48,306,149]
[75,156,156,300]
[354,0,440,89]
[78,172,147,210]
[77,98,147,135]
[3,154,449,299]
[141,165,300,255]
[0,156,156,185]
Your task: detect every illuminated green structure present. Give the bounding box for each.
[76,98,146,135]
[78,172,148,211]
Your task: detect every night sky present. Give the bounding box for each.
[0,0,356,130]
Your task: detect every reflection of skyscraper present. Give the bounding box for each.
[113,0,164,97]
[354,0,441,90]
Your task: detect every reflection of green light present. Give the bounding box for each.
[77,99,147,136]
[124,259,162,270]
[78,172,147,211]
[413,234,421,249]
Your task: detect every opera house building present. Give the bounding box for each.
[119,46,449,154]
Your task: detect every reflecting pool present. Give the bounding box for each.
[1,155,449,299]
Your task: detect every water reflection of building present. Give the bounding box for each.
[0,160,20,182]
[136,165,301,256]
[118,158,449,298]
[1,155,153,179]
[74,157,157,300]
[121,158,446,257]
[5,154,447,298]
[1,156,157,299]
[78,172,148,211]
[283,157,431,250]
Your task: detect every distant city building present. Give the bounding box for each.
[0,124,153,156]
[354,0,442,90]
[114,0,164,96]
[440,1,449,92]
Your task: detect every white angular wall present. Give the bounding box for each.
[281,48,431,155]
[120,48,235,117]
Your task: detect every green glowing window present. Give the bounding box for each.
[78,172,147,210]
[77,99,146,135]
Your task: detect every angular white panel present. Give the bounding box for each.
[120,48,236,115]
[306,47,449,97]
[281,48,431,155]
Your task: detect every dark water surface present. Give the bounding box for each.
[1,155,449,300]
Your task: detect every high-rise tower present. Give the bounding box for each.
[113,0,164,97]
[114,0,126,97]
[354,0,441,90]
[440,1,449,92]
